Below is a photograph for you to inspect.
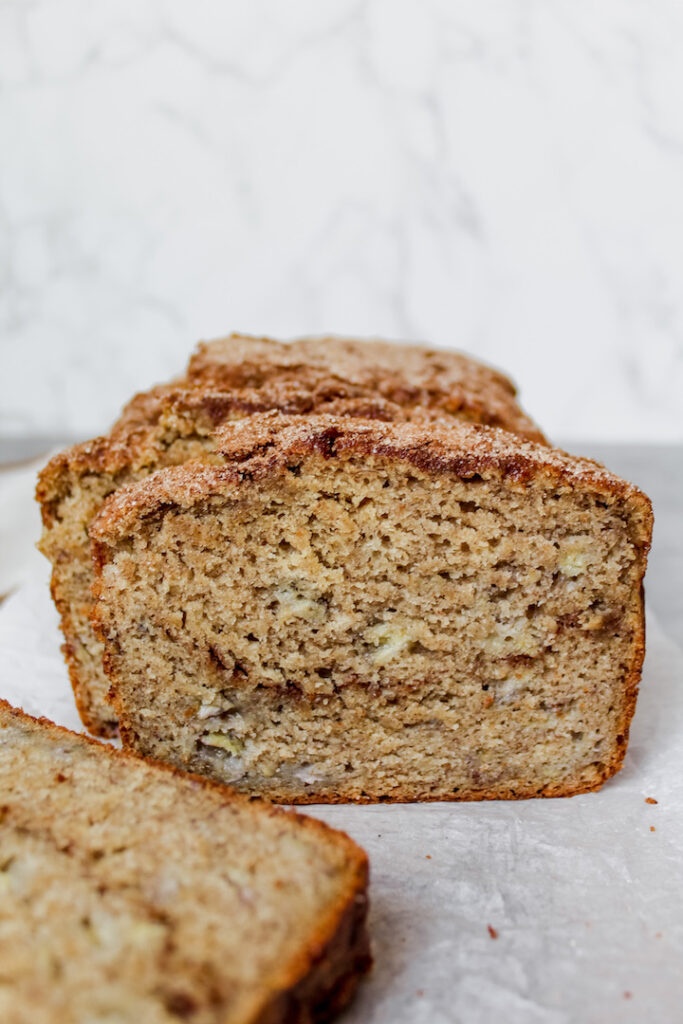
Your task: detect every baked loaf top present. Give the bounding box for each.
[41,325,549,509]
[182,333,546,443]
[92,413,651,544]
[36,391,449,519]
[0,700,370,1023]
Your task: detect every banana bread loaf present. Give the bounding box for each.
[91,414,652,803]
[0,699,370,1023]
[36,336,544,737]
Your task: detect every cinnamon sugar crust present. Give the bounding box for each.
[185,333,546,443]
[91,414,648,539]
[91,415,652,804]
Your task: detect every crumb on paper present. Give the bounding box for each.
[645,797,658,805]
[650,826,656,832]
[487,924,498,939]
[425,854,432,860]
[624,991,633,1000]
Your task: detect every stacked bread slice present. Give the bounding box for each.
[0,700,370,1022]
[36,333,651,804]
[37,334,545,737]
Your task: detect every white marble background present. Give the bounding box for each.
[1,0,682,442]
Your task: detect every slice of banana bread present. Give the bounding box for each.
[91,414,652,804]
[36,337,544,737]
[0,699,370,1023]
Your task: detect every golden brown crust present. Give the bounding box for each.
[50,580,119,738]
[610,579,648,783]
[185,333,546,443]
[0,699,371,1022]
[256,881,370,1024]
[115,378,403,432]
[91,413,652,546]
[222,773,613,805]
[35,389,233,514]
[35,390,471,519]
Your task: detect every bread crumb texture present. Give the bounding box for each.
[92,415,652,803]
[0,701,370,1023]
[35,334,544,737]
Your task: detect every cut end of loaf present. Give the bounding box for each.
[92,416,652,804]
[35,333,545,740]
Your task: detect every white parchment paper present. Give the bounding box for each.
[1,565,681,1024]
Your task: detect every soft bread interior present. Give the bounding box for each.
[96,451,647,802]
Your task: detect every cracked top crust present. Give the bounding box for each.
[35,390,449,517]
[184,333,546,443]
[37,335,545,513]
[91,413,653,548]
